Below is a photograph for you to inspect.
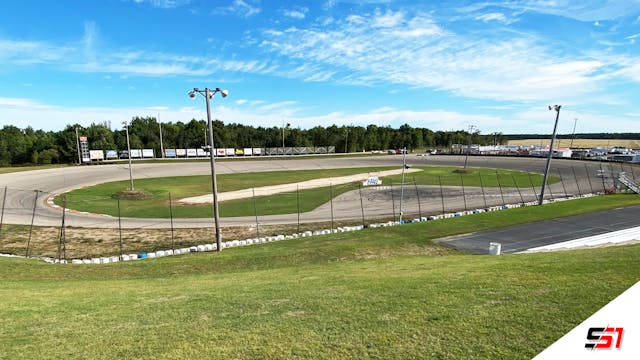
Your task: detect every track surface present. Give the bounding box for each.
[435,205,640,254]
[0,155,634,230]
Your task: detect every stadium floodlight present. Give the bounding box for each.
[539,105,561,205]
[188,87,229,252]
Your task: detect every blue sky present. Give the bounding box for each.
[1,0,639,135]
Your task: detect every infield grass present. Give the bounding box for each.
[1,196,639,358]
[56,166,554,218]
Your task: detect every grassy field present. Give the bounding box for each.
[2,195,640,358]
[507,138,640,149]
[56,166,554,218]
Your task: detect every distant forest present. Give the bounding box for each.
[0,116,636,166]
[0,117,507,166]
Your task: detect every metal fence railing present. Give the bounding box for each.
[0,161,638,260]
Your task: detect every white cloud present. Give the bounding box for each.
[130,0,192,9]
[475,12,511,24]
[2,96,639,134]
[282,7,308,19]
[0,39,71,64]
[214,0,261,18]
[258,9,640,105]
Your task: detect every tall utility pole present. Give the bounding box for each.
[158,114,164,159]
[122,120,134,191]
[463,124,476,169]
[570,118,578,149]
[75,126,81,165]
[188,87,228,252]
[399,147,407,223]
[539,105,562,205]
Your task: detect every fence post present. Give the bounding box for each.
[296,185,300,234]
[438,176,445,215]
[390,180,396,221]
[358,182,366,227]
[584,163,594,194]
[26,190,39,257]
[253,187,260,238]
[0,186,6,235]
[460,175,467,212]
[528,173,538,203]
[511,174,525,204]
[169,192,175,253]
[600,163,607,192]
[117,198,123,260]
[571,167,582,196]
[495,170,505,206]
[57,194,67,262]
[329,183,334,232]
[413,178,422,219]
[556,169,568,198]
[546,176,555,201]
[478,172,488,208]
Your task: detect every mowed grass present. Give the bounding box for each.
[57,166,553,218]
[2,196,640,358]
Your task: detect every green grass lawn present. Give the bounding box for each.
[1,196,639,358]
[57,166,553,218]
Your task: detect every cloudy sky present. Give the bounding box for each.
[1,0,639,134]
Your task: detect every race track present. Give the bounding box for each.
[0,155,631,229]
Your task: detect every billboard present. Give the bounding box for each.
[252,148,262,155]
[89,150,104,161]
[142,149,154,158]
[176,149,186,157]
[216,149,226,156]
[79,136,90,163]
[243,148,253,156]
[165,149,176,158]
[186,148,197,157]
[130,149,142,158]
[225,148,235,156]
[196,148,208,157]
[105,150,118,159]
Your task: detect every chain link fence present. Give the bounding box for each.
[0,161,638,260]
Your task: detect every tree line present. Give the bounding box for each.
[0,117,507,166]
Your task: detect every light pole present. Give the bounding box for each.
[539,105,561,205]
[122,120,134,191]
[570,118,578,149]
[158,114,165,159]
[463,124,476,169]
[75,126,82,165]
[399,147,408,223]
[189,87,228,252]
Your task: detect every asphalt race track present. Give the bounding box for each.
[0,155,635,234]
[435,205,640,254]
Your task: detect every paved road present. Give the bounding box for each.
[0,155,636,229]
[435,205,640,254]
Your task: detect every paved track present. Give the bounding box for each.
[435,205,640,254]
[0,155,635,229]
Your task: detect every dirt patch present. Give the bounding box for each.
[0,218,388,259]
[112,190,152,200]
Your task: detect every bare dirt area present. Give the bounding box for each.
[0,218,388,259]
